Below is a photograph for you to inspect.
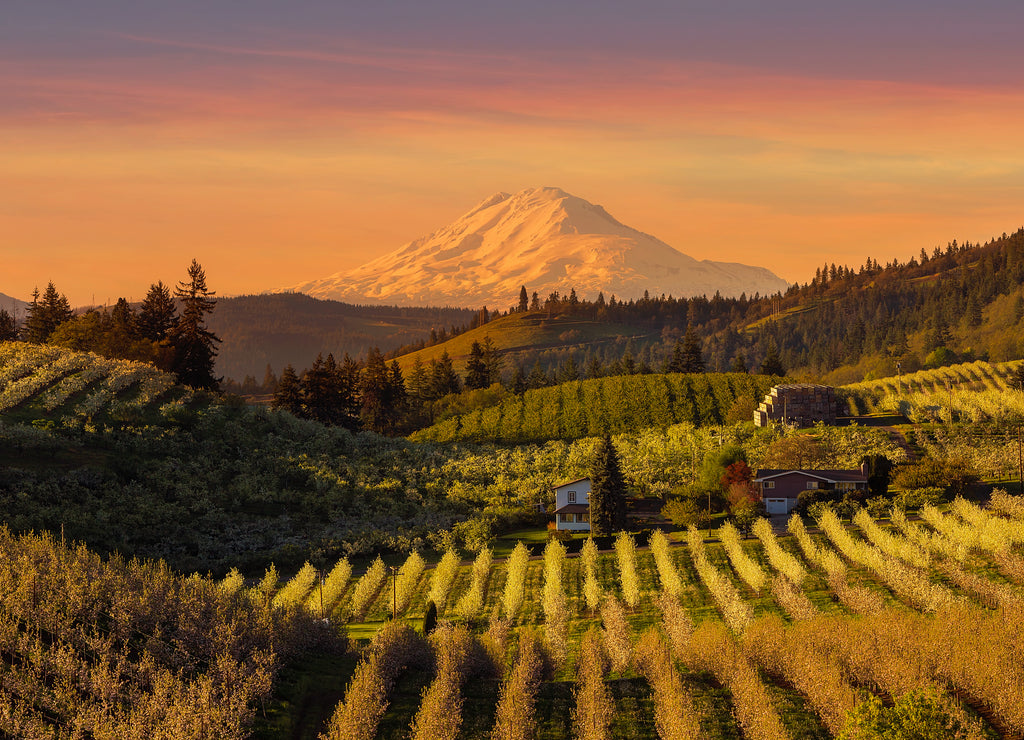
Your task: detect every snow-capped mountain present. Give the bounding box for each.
[287,187,789,307]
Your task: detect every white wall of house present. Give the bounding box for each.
[553,478,591,531]
[554,479,590,509]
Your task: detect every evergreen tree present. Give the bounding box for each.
[261,364,278,393]
[337,354,363,428]
[302,353,338,424]
[388,360,407,411]
[558,355,580,382]
[361,347,395,433]
[408,357,430,400]
[464,340,489,389]
[168,260,221,390]
[430,350,461,398]
[760,342,785,376]
[24,282,73,343]
[927,314,951,351]
[860,454,894,497]
[588,435,627,536]
[481,336,505,386]
[137,281,177,341]
[526,359,548,389]
[109,298,136,338]
[585,356,603,379]
[0,309,16,341]
[967,296,983,327]
[273,365,304,415]
[730,354,748,373]
[680,325,705,373]
[510,365,528,394]
[518,286,529,312]
[667,338,685,373]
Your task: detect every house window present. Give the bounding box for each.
[837,482,856,491]
[568,491,576,503]
[806,481,819,490]
[763,481,775,490]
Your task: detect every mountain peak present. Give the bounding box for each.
[286,188,789,307]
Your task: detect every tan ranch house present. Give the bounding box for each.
[754,468,869,515]
[553,477,592,531]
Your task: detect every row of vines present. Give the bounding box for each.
[0,340,183,422]
[310,493,1024,739]
[411,372,776,444]
[845,359,1024,424]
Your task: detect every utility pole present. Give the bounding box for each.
[1018,424,1023,495]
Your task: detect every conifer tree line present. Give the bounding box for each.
[273,348,409,434]
[386,228,1024,379]
[5,259,222,390]
[273,324,783,436]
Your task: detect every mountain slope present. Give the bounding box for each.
[0,292,29,316]
[288,187,789,308]
[208,294,474,381]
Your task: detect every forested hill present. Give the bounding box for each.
[386,228,1024,385]
[753,228,1024,383]
[209,294,475,382]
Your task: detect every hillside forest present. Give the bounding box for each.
[3,229,1024,739]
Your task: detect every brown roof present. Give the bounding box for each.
[554,504,590,514]
[755,469,867,483]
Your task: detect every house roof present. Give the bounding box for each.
[554,504,590,514]
[755,469,867,483]
[553,477,590,492]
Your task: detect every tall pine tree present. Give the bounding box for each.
[588,435,627,536]
[464,340,489,389]
[680,325,705,373]
[137,281,177,341]
[24,282,73,343]
[0,309,16,341]
[361,347,395,433]
[168,259,221,390]
[760,341,785,376]
[273,365,304,415]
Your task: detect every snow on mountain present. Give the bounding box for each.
[287,187,790,308]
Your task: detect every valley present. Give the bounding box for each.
[2,221,1024,740]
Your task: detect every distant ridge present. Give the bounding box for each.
[286,186,789,308]
[0,292,29,316]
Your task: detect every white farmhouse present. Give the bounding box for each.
[553,477,591,531]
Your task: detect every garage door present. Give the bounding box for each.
[764,498,789,515]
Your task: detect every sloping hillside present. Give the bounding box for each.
[410,372,776,444]
[392,310,658,373]
[209,293,475,381]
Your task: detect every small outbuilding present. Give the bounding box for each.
[553,477,592,531]
[754,468,868,515]
[754,384,840,427]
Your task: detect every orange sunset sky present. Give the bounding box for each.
[3,1,1024,307]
